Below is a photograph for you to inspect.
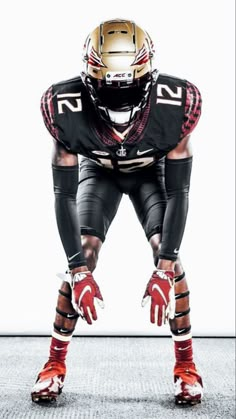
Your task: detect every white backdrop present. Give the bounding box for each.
[0,0,234,336]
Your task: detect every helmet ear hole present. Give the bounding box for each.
[81,18,157,126]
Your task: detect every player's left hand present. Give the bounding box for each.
[141,269,175,326]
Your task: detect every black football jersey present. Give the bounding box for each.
[41,73,201,172]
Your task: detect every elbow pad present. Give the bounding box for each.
[159,157,193,261]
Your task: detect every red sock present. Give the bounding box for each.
[174,338,193,363]
[49,337,70,363]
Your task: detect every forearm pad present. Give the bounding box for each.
[159,157,193,261]
[52,164,86,269]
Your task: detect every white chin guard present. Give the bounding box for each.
[107,109,131,124]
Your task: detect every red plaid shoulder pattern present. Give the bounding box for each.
[181,82,202,138]
[40,86,59,141]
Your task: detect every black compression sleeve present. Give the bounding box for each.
[52,164,87,270]
[159,157,193,261]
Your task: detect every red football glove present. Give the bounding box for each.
[142,270,175,326]
[71,271,104,325]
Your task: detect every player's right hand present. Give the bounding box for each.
[71,271,104,325]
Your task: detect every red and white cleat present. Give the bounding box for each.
[174,362,203,405]
[31,360,66,403]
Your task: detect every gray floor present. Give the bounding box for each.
[0,337,235,418]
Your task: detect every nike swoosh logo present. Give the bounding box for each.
[137,148,154,156]
[68,252,81,261]
[152,283,167,305]
[174,248,179,254]
[78,285,92,307]
[178,345,191,351]
[137,66,145,73]
[178,329,186,334]
[66,313,75,318]
[54,346,64,351]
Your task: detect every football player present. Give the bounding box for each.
[31,18,203,405]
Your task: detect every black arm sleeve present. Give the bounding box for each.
[158,157,193,261]
[52,164,87,270]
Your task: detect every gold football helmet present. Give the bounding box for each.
[81,18,158,126]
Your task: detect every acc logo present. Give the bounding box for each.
[114,73,126,77]
[106,72,133,83]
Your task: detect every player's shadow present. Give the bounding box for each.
[32,392,202,416]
